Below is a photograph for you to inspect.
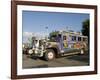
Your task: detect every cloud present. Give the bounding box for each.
[23,32,34,43]
[23,32,34,37]
[23,32,48,43]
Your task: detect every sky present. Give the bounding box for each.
[22,10,89,43]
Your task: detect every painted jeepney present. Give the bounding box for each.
[25,31,88,61]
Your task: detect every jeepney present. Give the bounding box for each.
[25,31,88,61]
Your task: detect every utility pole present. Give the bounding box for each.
[45,26,48,40]
[66,26,68,31]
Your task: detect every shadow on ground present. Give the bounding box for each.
[66,53,89,63]
[24,64,48,69]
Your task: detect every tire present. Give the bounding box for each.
[44,49,55,61]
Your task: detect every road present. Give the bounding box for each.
[22,53,89,69]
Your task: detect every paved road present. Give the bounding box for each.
[22,53,89,69]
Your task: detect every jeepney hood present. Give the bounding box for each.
[47,42,58,46]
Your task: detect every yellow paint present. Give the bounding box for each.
[64,42,67,48]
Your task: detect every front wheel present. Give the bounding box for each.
[44,49,55,61]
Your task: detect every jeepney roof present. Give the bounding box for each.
[59,31,88,38]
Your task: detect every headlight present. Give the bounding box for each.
[28,49,33,54]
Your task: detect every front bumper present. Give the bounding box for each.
[28,49,45,57]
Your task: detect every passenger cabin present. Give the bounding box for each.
[52,31,88,53]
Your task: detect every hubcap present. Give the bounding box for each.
[48,52,54,59]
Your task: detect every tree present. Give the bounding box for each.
[49,31,59,37]
[81,19,89,37]
[49,31,59,41]
[81,19,90,46]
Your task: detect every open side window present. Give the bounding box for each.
[72,36,76,41]
[78,37,81,41]
[63,36,67,40]
[83,38,87,41]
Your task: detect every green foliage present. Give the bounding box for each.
[81,19,89,37]
[49,31,59,41]
[49,31,59,37]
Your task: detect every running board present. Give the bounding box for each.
[61,52,80,56]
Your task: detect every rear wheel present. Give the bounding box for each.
[44,49,55,61]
